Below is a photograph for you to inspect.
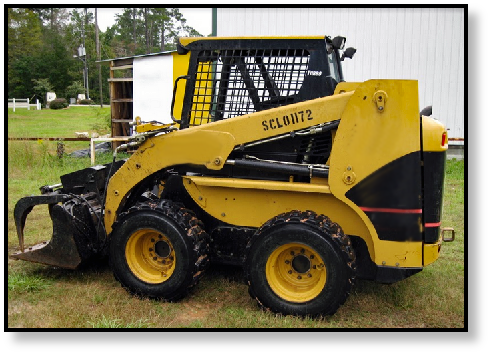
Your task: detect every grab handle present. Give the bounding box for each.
[170,75,190,124]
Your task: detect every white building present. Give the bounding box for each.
[215,7,465,149]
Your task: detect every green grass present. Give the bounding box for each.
[8,272,52,294]
[8,107,111,138]
[6,108,465,328]
[88,315,151,328]
[8,106,111,155]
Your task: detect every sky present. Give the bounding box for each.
[95,8,212,36]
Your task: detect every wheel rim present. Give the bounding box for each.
[125,228,176,284]
[266,243,327,303]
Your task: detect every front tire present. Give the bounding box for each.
[245,211,356,316]
[110,200,209,301]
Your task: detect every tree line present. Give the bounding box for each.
[8,8,204,105]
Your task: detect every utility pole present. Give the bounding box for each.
[76,45,87,97]
[95,8,103,107]
[83,8,89,99]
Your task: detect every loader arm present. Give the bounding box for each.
[104,91,352,233]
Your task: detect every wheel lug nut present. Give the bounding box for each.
[307,273,312,278]
[313,265,316,269]
[290,251,295,256]
[300,249,305,254]
[288,270,292,274]
[297,275,302,280]
[153,257,157,260]
[149,248,153,252]
[285,260,290,264]
[310,255,314,259]
[151,238,155,242]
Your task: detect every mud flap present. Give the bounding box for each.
[11,194,85,269]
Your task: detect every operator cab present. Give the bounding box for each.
[173,36,355,129]
[167,36,356,182]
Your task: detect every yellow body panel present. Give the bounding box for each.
[327,80,422,266]
[104,129,237,230]
[329,80,420,196]
[334,82,361,94]
[105,90,352,232]
[422,115,448,152]
[377,241,423,267]
[135,121,172,133]
[172,52,190,127]
[183,176,331,194]
[104,79,427,268]
[423,241,442,266]
[183,176,368,236]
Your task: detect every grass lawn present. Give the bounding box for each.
[8,106,110,138]
[7,106,111,153]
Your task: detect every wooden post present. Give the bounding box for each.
[57,142,65,158]
[90,137,130,165]
[90,139,96,165]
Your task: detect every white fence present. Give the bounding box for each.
[8,98,41,112]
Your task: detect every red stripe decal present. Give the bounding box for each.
[425,222,441,228]
[360,207,423,214]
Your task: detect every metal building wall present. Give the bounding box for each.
[217,8,465,141]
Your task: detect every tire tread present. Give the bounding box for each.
[245,210,356,316]
[110,199,209,301]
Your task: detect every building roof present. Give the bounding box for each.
[98,50,176,64]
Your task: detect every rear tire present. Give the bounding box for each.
[110,200,209,301]
[245,210,356,316]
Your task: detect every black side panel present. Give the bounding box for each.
[422,151,446,243]
[60,160,125,196]
[343,237,422,283]
[346,152,423,242]
[350,235,377,280]
[209,227,256,265]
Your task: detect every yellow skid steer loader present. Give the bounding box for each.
[12,36,454,316]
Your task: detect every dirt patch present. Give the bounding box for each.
[170,301,215,326]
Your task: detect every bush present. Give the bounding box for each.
[79,99,94,105]
[49,98,69,110]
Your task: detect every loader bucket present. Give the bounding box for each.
[11,194,92,269]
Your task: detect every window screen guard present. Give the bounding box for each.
[188,48,310,126]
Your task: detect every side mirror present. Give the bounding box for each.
[420,106,432,117]
[341,47,356,61]
[332,36,346,50]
